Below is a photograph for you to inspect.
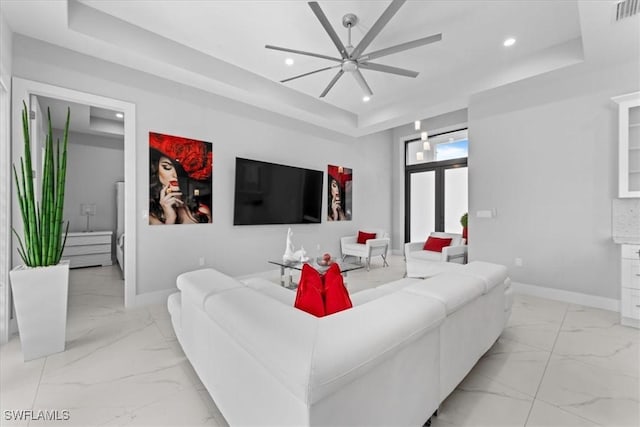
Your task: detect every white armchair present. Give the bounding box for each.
[404,232,467,278]
[340,229,390,271]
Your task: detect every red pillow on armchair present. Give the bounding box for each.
[294,264,325,317]
[357,231,377,244]
[323,263,352,315]
[423,236,453,252]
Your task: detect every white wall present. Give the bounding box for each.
[468,59,639,300]
[59,131,124,237]
[12,36,393,296]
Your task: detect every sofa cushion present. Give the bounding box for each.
[294,264,326,317]
[341,242,368,257]
[423,236,452,252]
[459,261,509,293]
[323,263,352,315]
[410,250,443,262]
[242,277,296,306]
[177,268,245,310]
[406,260,464,279]
[357,231,377,244]
[377,278,422,293]
[203,287,318,403]
[403,273,484,315]
[349,288,389,306]
[349,278,421,306]
[309,291,445,403]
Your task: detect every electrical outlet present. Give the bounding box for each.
[515,257,523,267]
[199,257,205,266]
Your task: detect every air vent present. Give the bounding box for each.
[616,0,639,20]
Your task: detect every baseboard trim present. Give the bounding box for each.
[511,282,620,312]
[134,288,177,307]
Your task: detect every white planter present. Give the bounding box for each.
[9,261,69,361]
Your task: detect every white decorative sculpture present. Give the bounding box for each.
[283,228,296,262]
[283,228,309,262]
[293,245,308,263]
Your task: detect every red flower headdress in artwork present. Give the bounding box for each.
[328,165,352,188]
[149,132,213,180]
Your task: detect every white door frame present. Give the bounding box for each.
[0,77,10,344]
[10,78,137,310]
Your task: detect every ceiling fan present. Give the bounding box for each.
[266,0,442,98]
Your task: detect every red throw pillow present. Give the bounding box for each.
[423,236,453,252]
[323,263,353,315]
[294,264,325,317]
[357,231,377,244]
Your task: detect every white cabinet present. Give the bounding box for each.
[621,244,640,328]
[612,92,640,198]
[61,231,113,268]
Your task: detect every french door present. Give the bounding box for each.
[404,129,468,243]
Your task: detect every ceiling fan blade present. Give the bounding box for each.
[280,65,339,83]
[308,2,348,59]
[350,0,406,59]
[265,45,342,63]
[359,62,418,78]
[352,70,373,96]
[360,33,442,61]
[320,70,344,98]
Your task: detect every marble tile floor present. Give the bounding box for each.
[1,257,638,427]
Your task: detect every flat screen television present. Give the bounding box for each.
[233,158,324,225]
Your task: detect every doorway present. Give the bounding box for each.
[7,79,136,337]
[404,129,468,243]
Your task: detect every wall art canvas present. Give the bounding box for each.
[327,165,352,221]
[149,132,213,225]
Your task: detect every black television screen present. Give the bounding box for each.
[233,158,324,225]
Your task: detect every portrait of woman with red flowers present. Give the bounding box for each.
[327,165,352,221]
[149,132,213,225]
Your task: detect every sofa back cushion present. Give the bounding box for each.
[324,263,353,315]
[243,277,296,306]
[403,273,484,315]
[459,261,508,293]
[294,264,326,317]
[177,268,245,310]
[310,291,445,403]
[203,287,318,403]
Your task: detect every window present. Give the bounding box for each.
[406,129,468,166]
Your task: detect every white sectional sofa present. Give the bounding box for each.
[168,261,512,426]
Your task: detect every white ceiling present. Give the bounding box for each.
[2,0,639,137]
[36,96,124,141]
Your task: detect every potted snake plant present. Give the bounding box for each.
[9,101,70,361]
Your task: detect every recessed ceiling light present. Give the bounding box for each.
[115,112,124,119]
[362,95,370,102]
[503,38,516,47]
[285,58,294,66]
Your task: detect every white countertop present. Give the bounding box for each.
[613,236,640,245]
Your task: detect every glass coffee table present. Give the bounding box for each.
[268,259,363,289]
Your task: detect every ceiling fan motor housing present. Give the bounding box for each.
[342,13,358,28]
[342,60,358,72]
